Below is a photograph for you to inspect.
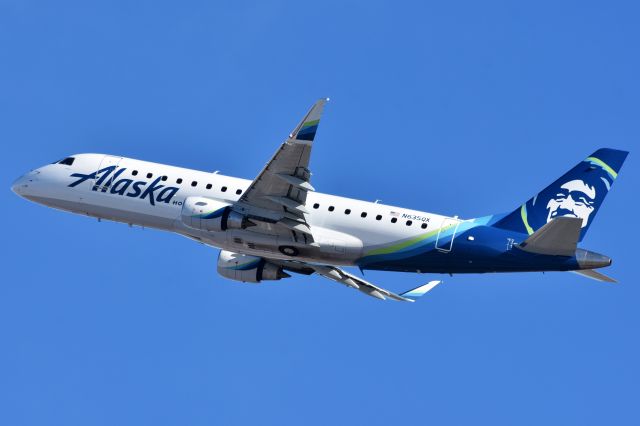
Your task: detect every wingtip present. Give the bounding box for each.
[290,99,328,141]
[400,280,442,301]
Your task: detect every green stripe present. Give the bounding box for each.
[364,225,453,257]
[586,156,617,178]
[229,259,261,270]
[194,207,225,219]
[302,119,319,128]
[520,204,534,235]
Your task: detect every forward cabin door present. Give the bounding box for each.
[92,155,123,192]
[435,217,461,253]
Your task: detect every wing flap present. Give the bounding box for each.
[264,195,309,214]
[274,173,315,191]
[279,217,312,233]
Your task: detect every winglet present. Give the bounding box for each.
[289,98,329,142]
[400,280,442,302]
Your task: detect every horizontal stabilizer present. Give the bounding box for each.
[400,281,442,301]
[571,269,617,283]
[518,217,582,256]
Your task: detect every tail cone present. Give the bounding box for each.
[576,249,612,269]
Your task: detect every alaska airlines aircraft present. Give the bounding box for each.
[12,99,629,302]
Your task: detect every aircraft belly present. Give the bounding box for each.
[23,195,176,230]
[356,225,581,274]
[360,248,580,274]
[182,227,363,266]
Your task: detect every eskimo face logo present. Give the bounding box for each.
[545,179,596,228]
[68,166,179,206]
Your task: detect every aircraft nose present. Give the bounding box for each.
[11,175,25,195]
[11,171,39,196]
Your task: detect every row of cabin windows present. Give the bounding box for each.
[126,169,423,228]
[130,170,243,195]
[312,203,428,229]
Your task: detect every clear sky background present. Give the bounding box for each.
[1,1,638,425]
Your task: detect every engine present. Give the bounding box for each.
[181,196,253,232]
[217,250,290,283]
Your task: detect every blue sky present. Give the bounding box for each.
[1,1,638,425]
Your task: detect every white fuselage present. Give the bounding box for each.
[12,153,456,266]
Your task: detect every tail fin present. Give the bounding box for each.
[494,148,628,241]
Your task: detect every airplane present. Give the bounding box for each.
[11,99,629,302]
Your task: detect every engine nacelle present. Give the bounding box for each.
[181,196,252,232]
[217,250,290,283]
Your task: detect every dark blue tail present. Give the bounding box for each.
[493,148,629,241]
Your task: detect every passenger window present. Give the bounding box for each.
[313,203,319,209]
[391,217,398,223]
[421,223,428,229]
[376,215,382,220]
[191,181,197,187]
[161,176,167,181]
[345,209,351,215]
[236,189,242,195]
[176,178,183,184]
[328,206,335,212]
[132,170,138,176]
[147,173,153,178]
[361,212,367,218]
[406,220,412,226]
[206,183,212,189]
[221,186,227,192]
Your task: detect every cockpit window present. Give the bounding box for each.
[58,157,75,166]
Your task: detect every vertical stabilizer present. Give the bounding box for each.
[493,148,628,241]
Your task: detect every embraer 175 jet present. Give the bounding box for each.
[12,99,629,302]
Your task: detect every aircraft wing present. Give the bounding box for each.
[234,99,328,237]
[285,262,442,302]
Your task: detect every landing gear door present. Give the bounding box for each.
[435,217,461,253]
[92,155,123,192]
